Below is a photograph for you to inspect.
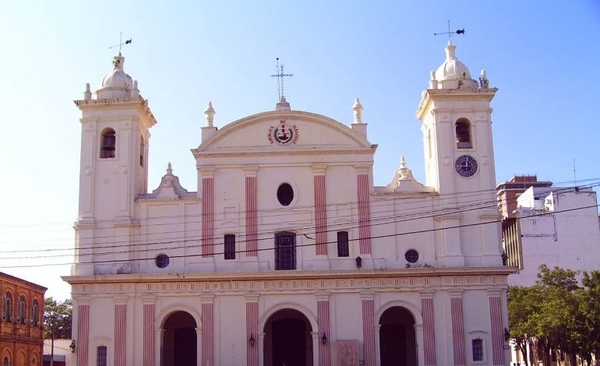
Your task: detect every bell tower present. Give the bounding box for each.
[416,42,501,267]
[73,53,157,275]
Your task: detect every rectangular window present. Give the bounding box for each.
[224,234,236,260]
[472,338,483,361]
[97,346,107,366]
[275,232,296,270]
[337,231,349,257]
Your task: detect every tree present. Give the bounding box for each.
[44,297,72,339]
[579,271,600,364]
[508,285,544,366]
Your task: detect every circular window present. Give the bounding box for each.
[156,254,170,268]
[405,249,419,263]
[277,183,294,206]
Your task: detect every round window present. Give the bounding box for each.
[277,183,294,206]
[156,254,170,268]
[405,249,419,263]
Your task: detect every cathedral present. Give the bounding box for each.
[64,41,512,366]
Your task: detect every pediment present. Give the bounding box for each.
[196,110,372,154]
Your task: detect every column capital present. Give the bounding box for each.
[315,292,330,302]
[200,295,215,303]
[420,291,435,299]
[312,164,327,175]
[448,289,464,298]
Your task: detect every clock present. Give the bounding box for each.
[455,155,478,177]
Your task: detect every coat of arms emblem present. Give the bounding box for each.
[268,120,298,145]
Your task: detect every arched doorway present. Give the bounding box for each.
[264,309,313,366]
[379,306,417,366]
[162,311,197,366]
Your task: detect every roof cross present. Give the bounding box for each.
[271,58,293,101]
[109,32,132,54]
[433,20,465,38]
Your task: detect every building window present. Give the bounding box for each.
[139,136,144,167]
[277,183,294,206]
[472,338,484,361]
[337,231,349,257]
[4,292,12,322]
[455,119,472,149]
[18,295,26,324]
[100,128,116,158]
[32,300,39,326]
[3,357,8,366]
[405,249,419,263]
[275,232,296,270]
[155,254,170,268]
[97,346,108,366]
[224,234,236,260]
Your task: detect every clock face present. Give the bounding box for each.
[455,155,479,177]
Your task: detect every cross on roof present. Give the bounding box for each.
[271,58,293,101]
[433,20,465,38]
[109,32,132,54]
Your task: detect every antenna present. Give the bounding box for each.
[109,32,132,54]
[271,58,293,101]
[573,159,577,187]
[434,20,465,38]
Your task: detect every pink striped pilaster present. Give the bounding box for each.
[77,304,89,366]
[314,174,328,255]
[201,302,214,366]
[143,303,155,366]
[356,174,372,254]
[489,296,504,366]
[317,299,331,366]
[450,296,466,366]
[246,301,259,366]
[421,297,437,365]
[202,177,215,257]
[114,304,126,366]
[245,176,258,256]
[361,298,376,366]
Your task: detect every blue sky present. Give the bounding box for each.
[0,1,598,300]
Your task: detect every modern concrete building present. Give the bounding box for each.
[0,271,46,366]
[497,178,600,286]
[64,42,512,366]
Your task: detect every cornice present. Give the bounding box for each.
[64,267,513,297]
[193,147,376,159]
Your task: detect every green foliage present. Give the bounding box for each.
[44,297,72,339]
[508,265,600,365]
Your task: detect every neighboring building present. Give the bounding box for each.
[43,339,73,366]
[0,271,46,366]
[497,178,600,366]
[63,42,513,366]
[497,178,600,286]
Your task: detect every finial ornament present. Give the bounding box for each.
[271,58,293,102]
[479,69,489,88]
[167,162,173,175]
[398,156,415,181]
[352,98,364,124]
[204,101,216,127]
[84,83,92,100]
[433,20,465,38]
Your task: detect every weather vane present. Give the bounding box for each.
[434,20,465,38]
[271,58,293,101]
[109,32,132,54]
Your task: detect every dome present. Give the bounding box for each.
[431,42,478,90]
[96,54,136,99]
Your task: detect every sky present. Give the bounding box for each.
[0,1,599,300]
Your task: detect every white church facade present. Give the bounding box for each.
[64,42,513,366]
